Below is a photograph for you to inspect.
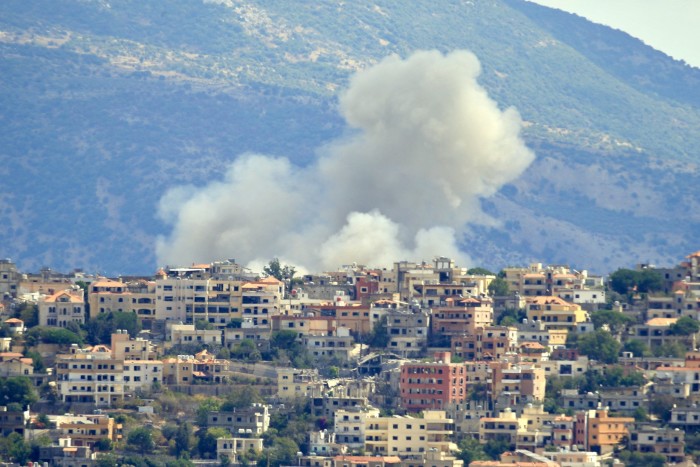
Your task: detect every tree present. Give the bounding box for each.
[488,277,509,296]
[496,308,526,326]
[127,426,155,454]
[85,311,141,345]
[457,437,488,464]
[670,316,700,336]
[197,427,229,459]
[174,422,192,458]
[609,268,663,295]
[618,451,665,467]
[0,376,38,408]
[649,394,675,423]
[17,302,38,328]
[366,316,389,348]
[263,258,296,283]
[577,330,621,363]
[26,326,83,346]
[590,309,633,333]
[467,267,495,276]
[623,339,652,358]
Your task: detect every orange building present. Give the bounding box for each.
[574,409,634,454]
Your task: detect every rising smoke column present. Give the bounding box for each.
[156,50,535,270]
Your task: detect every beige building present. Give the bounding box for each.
[168,323,222,347]
[277,367,319,399]
[39,288,85,328]
[89,279,157,322]
[217,437,263,463]
[525,297,588,332]
[55,349,125,406]
[52,413,123,447]
[364,410,457,456]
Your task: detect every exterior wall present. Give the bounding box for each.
[39,288,85,327]
[123,360,163,393]
[364,410,457,455]
[55,352,125,406]
[400,353,466,411]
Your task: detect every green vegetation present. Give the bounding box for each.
[609,268,664,295]
[574,329,621,363]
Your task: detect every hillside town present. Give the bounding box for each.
[2,252,700,467]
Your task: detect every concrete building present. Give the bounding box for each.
[451,326,518,361]
[364,410,458,456]
[400,352,467,411]
[39,287,85,328]
[628,425,685,464]
[525,297,589,333]
[217,437,264,464]
[573,409,634,454]
[208,404,270,435]
[53,413,123,447]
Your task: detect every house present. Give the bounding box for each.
[38,288,85,328]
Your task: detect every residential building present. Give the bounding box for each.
[431,297,494,337]
[628,425,685,464]
[217,437,264,464]
[573,409,634,454]
[334,407,381,449]
[53,413,123,447]
[0,259,20,297]
[385,308,430,358]
[364,410,457,455]
[208,404,270,435]
[38,287,85,328]
[525,297,588,333]
[277,367,319,400]
[55,349,125,406]
[0,351,33,377]
[451,326,518,361]
[168,322,222,347]
[400,352,467,411]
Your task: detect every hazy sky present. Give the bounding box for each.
[527,0,700,68]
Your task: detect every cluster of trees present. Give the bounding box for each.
[609,268,664,295]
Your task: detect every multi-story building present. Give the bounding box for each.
[478,408,525,447]
[277,367,319,400]
[628,425,685,464]
[55,349,125,406]
[451,326,517,361]
[0,259,20,297]
[38,287,85,328]
[364,410,457,456]
[334,407,381,449]
[88,279,157,322]
[111,330,158,360]
[217,437,264,464]
[161,351,230,385]
[123,359,163,393]
[431,297,494,337]
[303,327,357,361]
[632,317,699,350]
[168,323,222,347]
[525,297,589,333]
[573,409,634,454]
[646,290,700,319]
[385,308,429,358]
[208,404,270,435]
[53,413,123,447]
[515,320,568,351]
[490,364,546,406]
[400,352,467,411]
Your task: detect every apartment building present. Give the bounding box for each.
[277,367,319,400]
[364,410,457,456]
[525,297,589,333]
[432,297,494,336]
[88,278,157,322]
[573,409,634,454]
[123,359,163,393]
[400,352,467,411]
[628,425,685,464]
[303,328,357,361]
[55,349,124,406]
[0,259,20,297]
[515,320,568,351]
[168,323,222,347]
[491,364,546,406]
[53,413,123,447]
[385,308,429,358]
[631,317,698,350]
[161,351,229,385]
[451,326,517,361]
[646,290,700,319]
[0,351,33,377]
[334,407,381,449]
[208,404,270,435]
[38,287,85,328]
[217,437,264,464]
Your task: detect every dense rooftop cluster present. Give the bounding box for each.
[1,252,700,467]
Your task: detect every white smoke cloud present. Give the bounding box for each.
[156,50,535,271]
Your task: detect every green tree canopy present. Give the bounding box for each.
[670,316,700,336]
[467,267,495,276]
[263,258,296,282]
[576,330,621,363]
[609,268,663,294]
[85,311,141,345]
[590,309,633,333]
[127,426,155,454]
[488,277,509,296]
[0,376,39,409]
[622,339,652,358]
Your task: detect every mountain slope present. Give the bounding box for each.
[0,0,698,274]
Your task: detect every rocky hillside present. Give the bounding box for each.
[0,0,698,274]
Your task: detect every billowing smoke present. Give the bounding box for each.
[156,50,535,271]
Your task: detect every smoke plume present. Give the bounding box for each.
[156,50,535,271]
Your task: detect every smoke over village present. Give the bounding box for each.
[156,50,535,270]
